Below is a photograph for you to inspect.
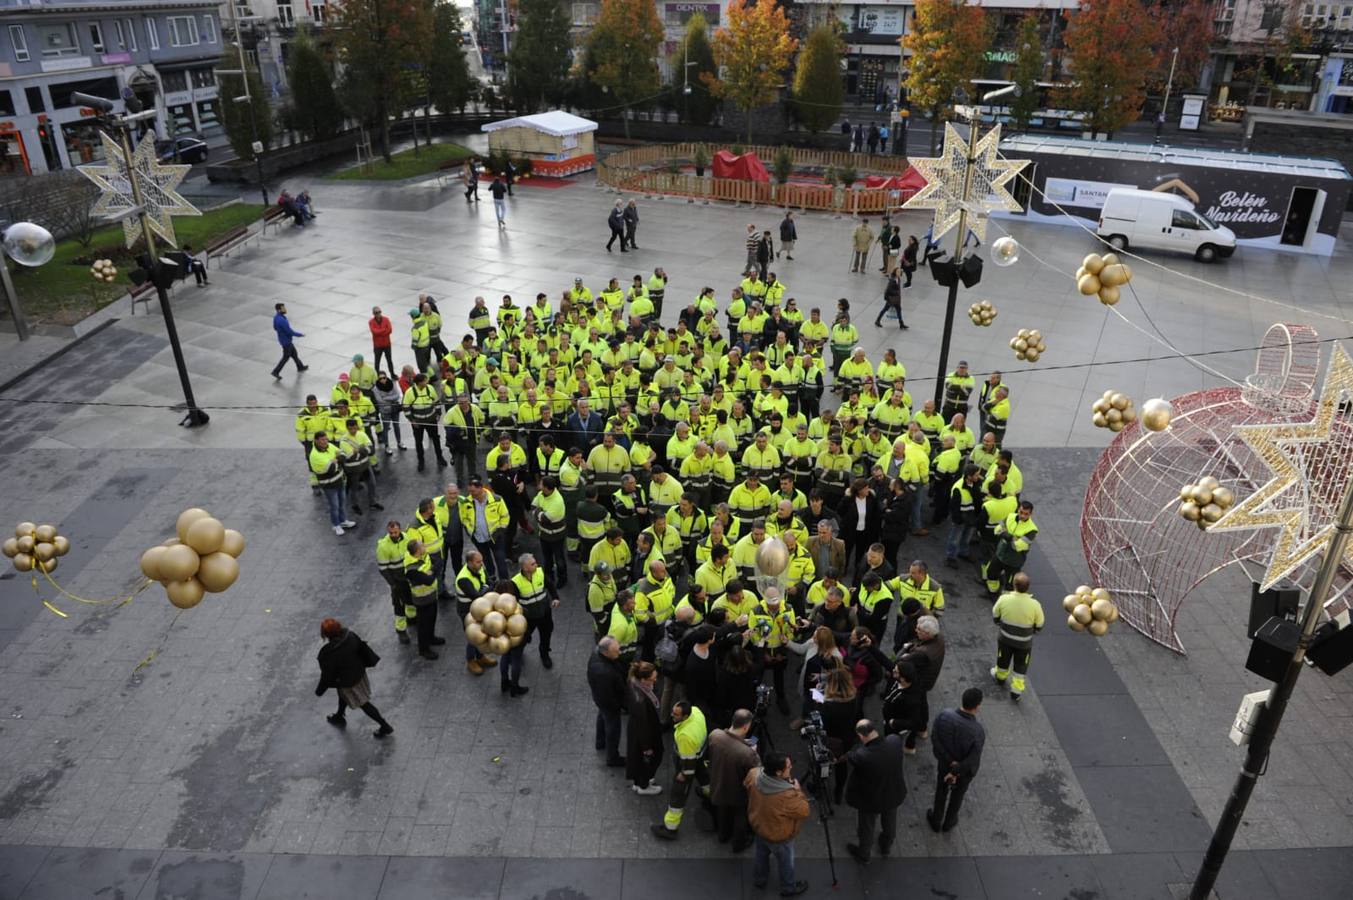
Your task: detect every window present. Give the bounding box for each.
[203,16,216,43]
[0,90,14,116]
[124,18,137,51]
[571,2,598,25]
[8,24,29,61]
[245,47,259,69]
[160,69,188,93]
[1171,210,1202,230]
[1217,0,1236,21]
[312,1,327,24]
[195,98,219,130]
[88,22,105,53]
[277,3,295,27]
[25,86,45,113]
[169,16,199,47]
[1260,2,1287,31]
[147,18,160,50]
[191,67,214,89]
[38,23,80,58]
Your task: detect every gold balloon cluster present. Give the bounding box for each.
[465,591,527,656]
[139,508,246,609]
[1009,328,1047,363]
[1076,253,1133,306]
[968,300,997,327]
[1178,477,1235,530]
[1064,585,1120,636]
[89,258,119,283]
[1140,398,1174,432]
[2,521,71,575]
[1091,391,1137,432]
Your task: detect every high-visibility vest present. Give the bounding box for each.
[456,563,486,601]
[536,447,565,479]
[469,305,492,331]
[634,576,676,624]
[898,573,945,612]
[409,510,445,557]
[748,602,797,649]
[404,551,437,601]
[532,489,567,539]
[673,706,708,771]
[402,384,440,425]
[512,568,550,618]
[608,604,639,658]
[588,576,617,615]
[997,513,1038,553]
[375,533,407,586]
[588,539,631,574]
[992,590,1045,648]
[309,444,344,486]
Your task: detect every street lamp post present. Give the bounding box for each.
[0,221,56,341]
[1156,46,1179,143]
[217,1,269,205]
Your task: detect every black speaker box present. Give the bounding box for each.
[959,254,984,288]
[1308,620,1353,676]
[1248,582,1300,639]
[929,258,957,287]
[1245,617,1300,682]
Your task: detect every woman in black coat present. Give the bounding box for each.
[875,270,907,329]
[626,661,664,793]
[880,477,912,572]
[881,660,928,746]
[837,478,882,575]
[901,235,919,286]
[315,617,393,738]
[819,667,862,804]
[715,645,760,729]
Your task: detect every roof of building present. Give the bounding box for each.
[1000,134,1352,180]
[481,111,598,138]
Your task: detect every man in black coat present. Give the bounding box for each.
[587,636,628,767]
[606,201,628,252]
[929,688,986,832]
[844,719,907,862]
[682,625,720,715]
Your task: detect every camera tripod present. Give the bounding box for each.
[803,757,839,887]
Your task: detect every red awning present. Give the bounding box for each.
[712,150,770,183]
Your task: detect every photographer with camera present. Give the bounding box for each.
[708,708,760,852]
[844,626,890,698]
[745,751,811,896]
[844,719,908,864]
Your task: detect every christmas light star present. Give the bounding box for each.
[904,122,1028,244]
[78,131,198,249]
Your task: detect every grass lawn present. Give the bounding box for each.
[328,142,474,181]
[9,203,267,326]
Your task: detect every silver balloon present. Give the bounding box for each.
[991,235,1020,267]
[2,222,55,267]
[754,537,789,577]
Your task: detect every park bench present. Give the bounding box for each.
[129,280,156,315]
[205,225,251,268]
[262,204,289,236]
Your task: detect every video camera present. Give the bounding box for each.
[798,711,834,776]
[753,683,773,720]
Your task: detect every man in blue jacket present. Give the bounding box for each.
[271,302,309,379]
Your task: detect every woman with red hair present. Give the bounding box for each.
[315,618,393,738]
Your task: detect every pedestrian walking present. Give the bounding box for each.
[627,660,665,794]
[886,227,901,275]
[708,708,760,851]
[850,219,874,273]
[588,636,629,768]
[875,269,907,329]
[840,117,852,146]
[745,224,760,271]
[745,751,811,896]
[488,177,508,228]
[309,432,356,535]
[901,235,918,287]
[756,229,774,281]
[991,571,1045,700]
[624,199,640,249]
[866,123,880,154]
[607,201,628,252]
[879,123,890,154]
[504,159,515,196]
[315,617,394,738]
[845,718,908,863]
[464,159,480,201]
[779,212,797,260]
[652,699,710,840]
[928,688,985,832]
[368,306,394,376]
[270,303,308,378]
[853,124,864,153]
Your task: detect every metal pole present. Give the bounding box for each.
[0,257,31,341]
[1189,474,1353,898]
[1156,46,1178,143]
[225,1,268,204]
[115,123,209,428]
[931,112,978,411]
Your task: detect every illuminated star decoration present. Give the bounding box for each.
[78,131,198,249]
[903,122,1028,244]
[1209,343,1353,589]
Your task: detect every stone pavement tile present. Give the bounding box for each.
[403,824,450,857]
[621,858,744,900]
[956,800,1037,856]
[974,854,1105,900]
[1035,632,1130,696]
[1171,850,1276,900]
[1088,852,1188,900]
[1249,848,1353,900]
[376,816,414,856]
[499,858,622,900]
[15,846,159,900]
[376,857,500,900]
[1076,766,1210,854]
[134,850,272,900]
[0,844,50,898]
[271,819,319,855]
[253,853,387,900]
[1042,694,1173,768]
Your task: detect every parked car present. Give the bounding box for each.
[1097,188,1236,263]
[157,136,208,164]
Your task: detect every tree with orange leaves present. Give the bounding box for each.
[903,0,991,154]
[332,0,432,163]
[1148,0,1215,95]
[1059,0,1160,135]
[706,0,798,144]
[585,0,665,139]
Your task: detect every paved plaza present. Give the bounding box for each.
[1,159,1352,899]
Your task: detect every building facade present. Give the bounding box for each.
[0,0,223,176]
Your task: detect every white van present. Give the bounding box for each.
[1096,188,1237,263]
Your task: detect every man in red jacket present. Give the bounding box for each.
[369,306,394,376]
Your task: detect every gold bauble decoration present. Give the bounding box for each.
[1101,252,1120,267]
[34,524,57,543]
[1212,487,1234,508]
[1078,274,1101,296]
[2,537,18,558]
[1063,594,1081,613]
[1201,503,1224,523]
[1092,412,1108,428]
[1083,253,1105,275]
[482,610,507,637]
[1177,476,1235,530]
[13,552,33,572]
[1087,619,1110,637]
[166,577,206,609]
[755,537,789,577]
[196,552,240,593]
[509,633,525,648]
[176,508,211,543]
[489,634,512,655]
[33,542,56,562]
[1140,398,1173,432]
[1179,501,1202,522]
[1067,613,1086,632]
[1098,285,1121,306]
[52,535,70,556]
[159,544,201,582]
[15,521,36,539]
[140,546,167,580]
[1072,603,1094,625]
[1090,587,1111,604]
[36,557,57,574]
[466,622,487,646]
[506,613,528,636]
[1090,598,1114,621]
[185,517,226,556]
[16,535,35,554]
[469,596,495,621]
[1099,264,1128,288]
[220,529,246,558]
[1107,604,1120,623]
[493,594,519,617]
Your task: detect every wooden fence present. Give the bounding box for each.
[597,143,917,214]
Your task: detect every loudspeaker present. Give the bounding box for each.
[1245,617,1300,682]
[929,258,957,287]
[959,254,984,288]
[1248,582,1300,639]
[1308,620,1353,676]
